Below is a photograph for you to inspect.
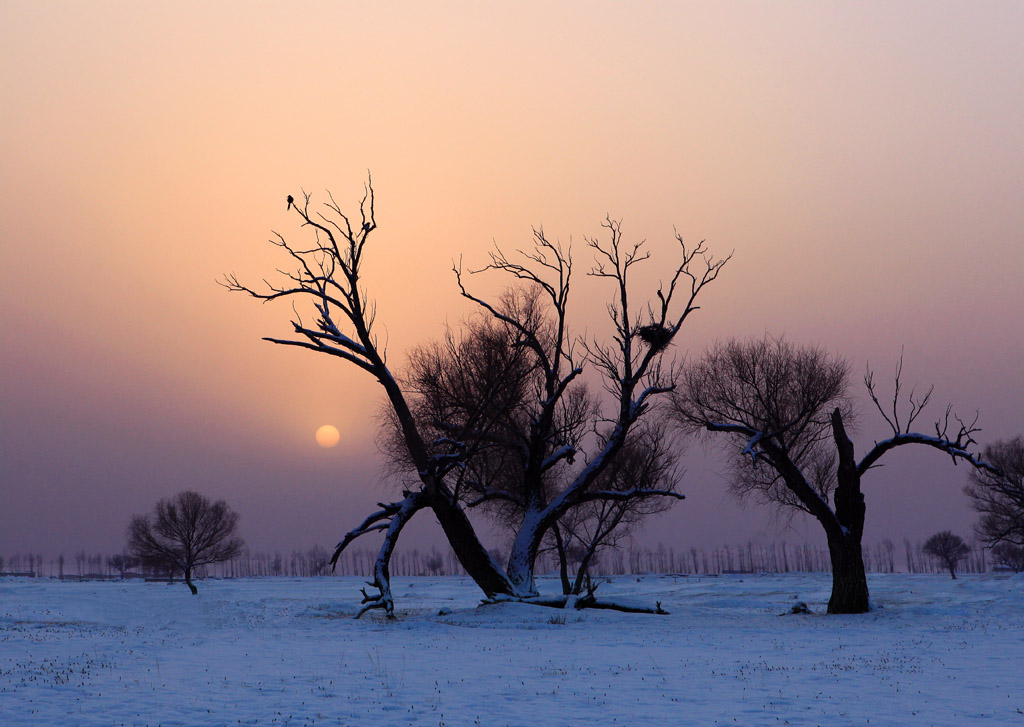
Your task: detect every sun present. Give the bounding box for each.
[315,424,341,448]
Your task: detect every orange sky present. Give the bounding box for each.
[2,1,1022,559]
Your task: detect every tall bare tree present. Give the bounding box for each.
[964,436,1024,548]
[671,336,996,613]
[128,490,243,594]
[225,179,727,615]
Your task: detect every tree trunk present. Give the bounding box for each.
[827,407,869,614]
[368,498,418,616]
[184,566,198,595]
[572,543,599,595]
[430,494,517,597]
[506,513,548,596]
[552,525,572,595]
[826,533,869,614]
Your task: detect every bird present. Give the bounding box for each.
[286,195,294,210]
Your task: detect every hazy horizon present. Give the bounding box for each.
[2,2,1022,561]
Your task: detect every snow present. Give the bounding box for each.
[2,573,1022,726]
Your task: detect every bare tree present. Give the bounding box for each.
[671,336,996,613]
[106,553,139,578]
[964,436,1024,548]
[990,542,1024,572]
[922,531,970,579]
[127,491,244,594]
[225,179,727,616]
[390,294,685,596]
[551,424,682,595]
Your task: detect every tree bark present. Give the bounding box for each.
[184,566,198,595]
[552,525,572,595]
[826,408,870,614]
[572,542,599,596]
[826,532,869,613]
[506,515,547,596]
[430,494,517,597]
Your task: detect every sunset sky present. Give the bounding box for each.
[2,2,1022,561]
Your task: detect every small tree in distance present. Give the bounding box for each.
[128,491,244,594]
[107,553,139,578]
[922,531,970,579]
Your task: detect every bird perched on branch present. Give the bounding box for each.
[286,195,294,210]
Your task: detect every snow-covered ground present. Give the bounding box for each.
[1,573,1021,726]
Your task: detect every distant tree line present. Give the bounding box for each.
[5,537,1018,579]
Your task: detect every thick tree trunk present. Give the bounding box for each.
[827,407,869,614]
[506,514,547,596]
[184,566,198,595]
[430,495,517,597]
[826,534,869,613]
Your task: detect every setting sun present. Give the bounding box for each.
[315,424,340,448]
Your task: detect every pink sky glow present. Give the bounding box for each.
[1,2,1022,560]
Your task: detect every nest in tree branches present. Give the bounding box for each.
[638,324,673,351]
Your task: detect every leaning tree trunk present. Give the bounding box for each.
[505,509,550,596]
[429,492,517,597]
[825,532,869,613]
[571,541,601,596]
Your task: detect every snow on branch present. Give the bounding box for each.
[578,488,685,503]
[742,431,765,464]
[857,429,998,477]
[329,500,407,569]
[341,491,428,619]
[858,355,997,476]
[541,444,578,472]
[221,179,389,380]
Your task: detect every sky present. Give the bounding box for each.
[1,1,1022,562]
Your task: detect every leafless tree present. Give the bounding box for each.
[671,336,996,613]
[389,295,684,596]
[225,178,727,616]
[990,542,1024,572]
[964,436,1024,548]
[127,491,243,594]
[922,531,970,579]
[550,424,683,595]
[106,553,139,578]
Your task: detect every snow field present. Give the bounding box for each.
[1,573,1022,726]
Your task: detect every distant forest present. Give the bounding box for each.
[0,539,1002,580]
